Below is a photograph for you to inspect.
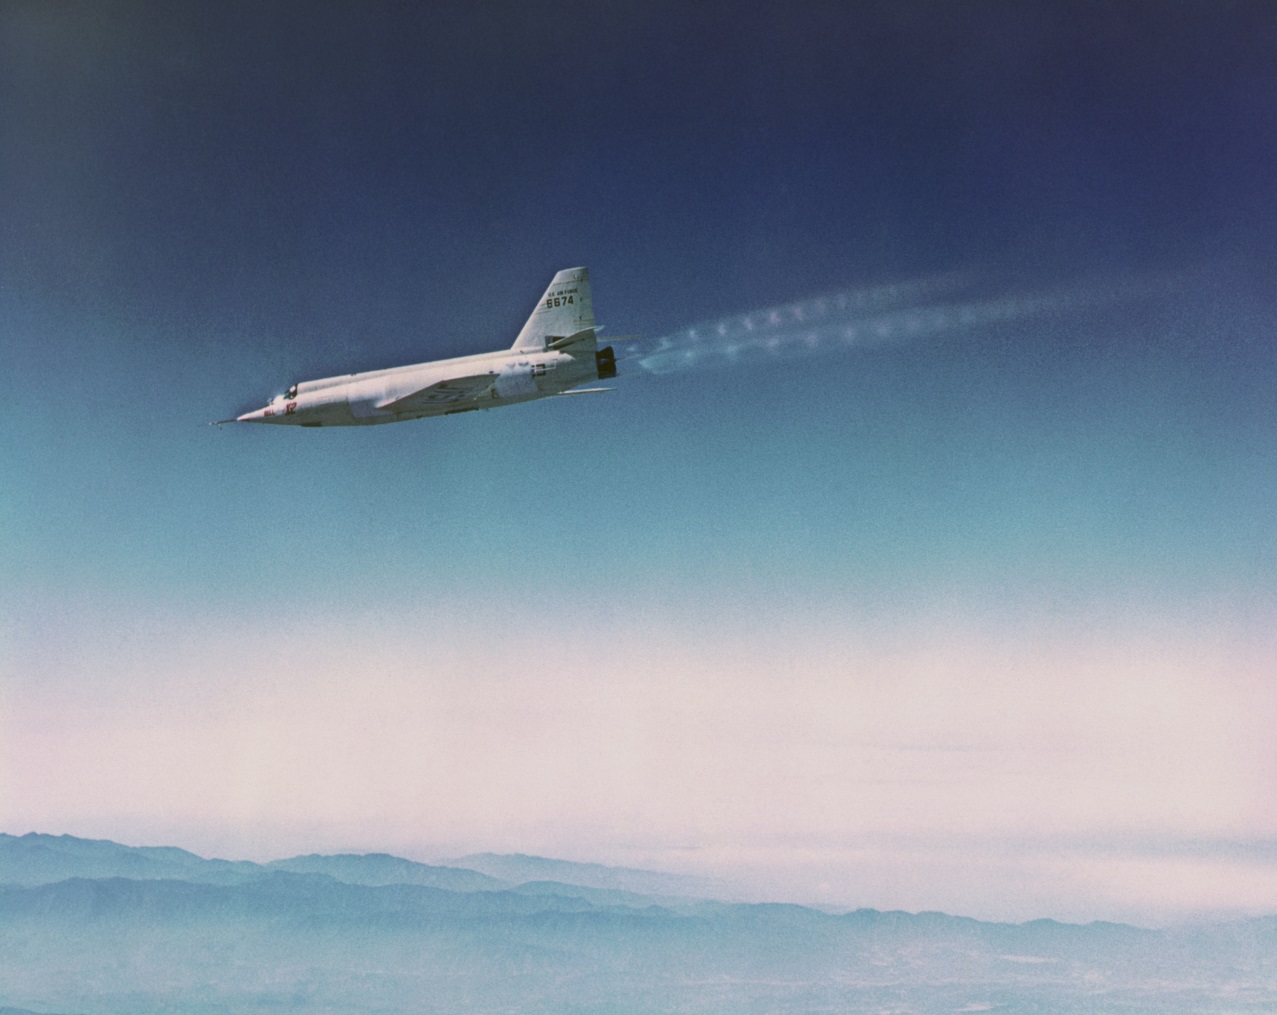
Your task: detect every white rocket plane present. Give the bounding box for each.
[219,267,616,427]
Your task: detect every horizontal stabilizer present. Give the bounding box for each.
[546,328,597,351]
[556,387,613,395]
[378,373,495,411]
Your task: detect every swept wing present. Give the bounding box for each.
[376,373,495,412]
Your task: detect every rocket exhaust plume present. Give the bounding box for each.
[631,270,1160,376]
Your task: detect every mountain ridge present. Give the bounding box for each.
[2,832,1275,1014]
[1,832,721,907]
[444,850,720,898]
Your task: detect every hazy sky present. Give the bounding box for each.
[2,2,1275,925]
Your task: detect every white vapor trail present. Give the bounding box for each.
[632,271,1153,375]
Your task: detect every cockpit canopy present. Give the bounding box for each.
[284,384,298,399]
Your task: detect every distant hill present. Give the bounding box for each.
[0,834,514,896]
[0,832,262,887]
[267,853,511,892]
[0,874,610,924]
[446,851,719,898]
[508,879,714,913]
[0,834,706,900]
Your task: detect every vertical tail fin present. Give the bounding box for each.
[512,267,594,351]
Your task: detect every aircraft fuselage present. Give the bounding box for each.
[238,347,593,426]
[224,267,616,427]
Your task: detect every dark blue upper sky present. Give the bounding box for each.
[2,2,1275,921]
[6,2,1274,334]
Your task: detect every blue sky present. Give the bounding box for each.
[2,2,1275,924]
